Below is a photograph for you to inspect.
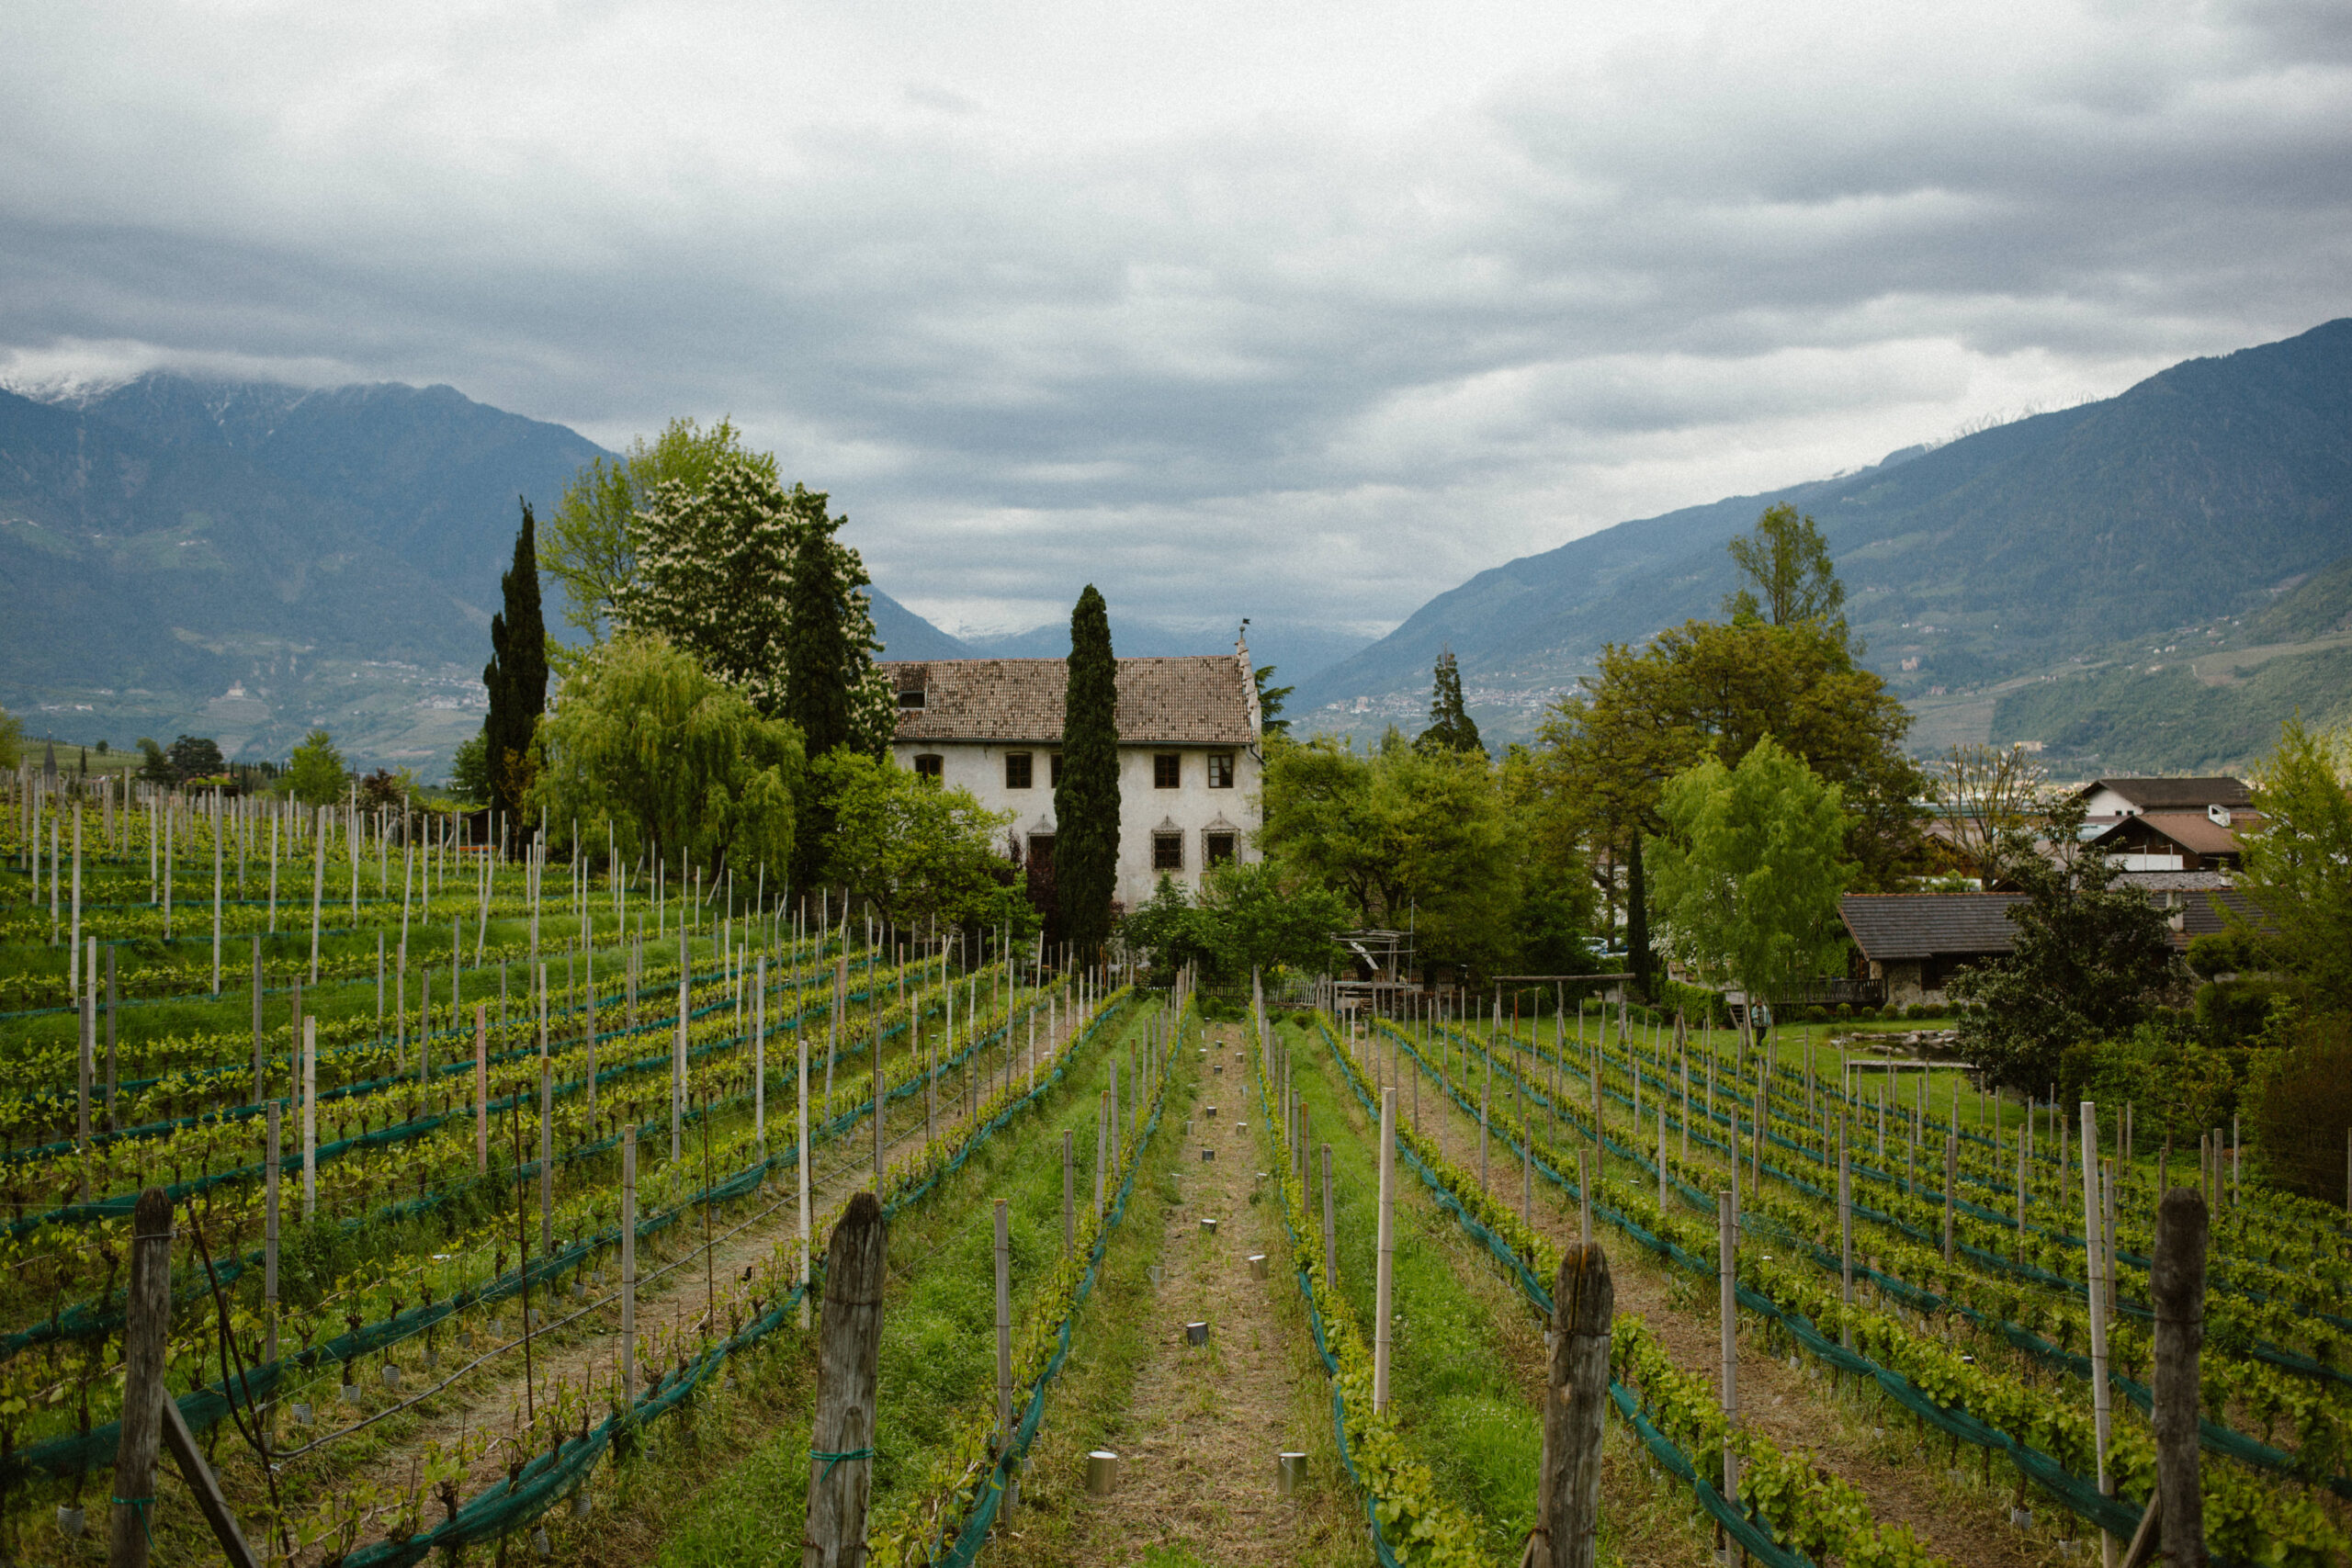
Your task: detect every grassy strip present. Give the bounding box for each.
[640,1000,1164,1567]
[1266,1018,1535,1563]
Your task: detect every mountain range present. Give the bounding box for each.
[6,317,2349,780]
[1294,317,2352,770]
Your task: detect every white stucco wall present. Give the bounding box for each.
[888,739,1261,908]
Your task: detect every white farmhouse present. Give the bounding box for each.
[878,640,1263,911]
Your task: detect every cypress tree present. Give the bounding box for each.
[781,493,863,758]
[1416,647,1484,756]
[1055,585,1120,962]
[483,499,548,850]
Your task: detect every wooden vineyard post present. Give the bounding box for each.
[475,1004,489,1171]
[1532,1243,1613,1568]
[301,1018,317,1220]
[112,1187,171,1568]
[873,1015,885,1193]
[1578,1151,1592,1246]
[1718,1190,1739,1520]
[1095,1093,1108,1219]
[1838,1124,1853,1352]
[251,935,264,1104]
[754,957,766,1155]
[806,1192,886,1568]
[78,973,93,1198]
[1063,1130,1076,1256]
[1321,1145,1337,1286]
[1657,1107,1668,1219]
[2152,1187,2209,1567]
[800,1026,812,1331]
[993,1197,1014,1508]
[2081,1103,2115,1568]
[621,1129,638,1395]
[1374,1087,1397,1413]
[1943,1131,1958,1263]
[265,1103,280,1362]
[674,944,688,1161]
[106,944,118,1126]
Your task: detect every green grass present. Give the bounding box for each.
[1275,1021,1542,1559]
[647,1002,1167,1568]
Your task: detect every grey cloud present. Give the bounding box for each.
[2,0,2347,656]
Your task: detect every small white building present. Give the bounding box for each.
[879,642,1263,911]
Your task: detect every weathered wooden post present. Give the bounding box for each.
[1374,1088,1397,1412]
[1530,1243,1613,1568]
[111,1188,171,1568]
[1718,1190,1739,1518]
[2150,1188,2208,1567]
[994,1196,1014,1509]
[1320,1145,1337,1286]
[621,1129,638,1396]
[1838,1123,1853,1352]
[1063,1130,1076,1257]
[805,1192,886,1568]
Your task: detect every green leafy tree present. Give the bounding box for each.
[1253,664,1293,736]
[448,730,492,805]
[1724,502,1848,642]
[1194,860,1351,979]
[1121,876,1217,982]
[164,735,226,783]
[1541,613,1920,892]
[483,500,548,843]
[1417,648,1484,757]
[812,750,1018,933]
[526,632,803,884]
[2231,716,2352,1014]
[1650,737,1853,1010]
[288,730,347,807]
[1056,585,1121,960]
[0,705,23,770]
[1624,831,1653,997]
[545,417,778,637]
[135,737,172,784]
[1260,731,1518,978]
[617,457,799,715]
[1950,796,2188,1095]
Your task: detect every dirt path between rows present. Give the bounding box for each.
[270,998,1093,1562]
[1050,1028,1302,1565]
[1386,1033,2047,1568]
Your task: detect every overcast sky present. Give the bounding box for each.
[5,0,2348,651]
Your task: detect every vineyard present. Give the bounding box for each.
[5,776,2350,1566]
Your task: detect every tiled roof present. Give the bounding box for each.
[2077,776,2253,811]
[2110,871,2235,892]
[1839,894,2025,960]
[881,657,1257,746]
[2092,811,2250,857]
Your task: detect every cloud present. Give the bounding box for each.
[2,0,2346,659]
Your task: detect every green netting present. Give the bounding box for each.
[0,989,1090,1478]
[1321,1021,1814,1568]
[1371,1022,2296,1565]
[8,946,904,1167]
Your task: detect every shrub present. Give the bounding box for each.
[1836,1002,1854,1020]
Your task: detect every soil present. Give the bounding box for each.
[1056,1032,1306,1565]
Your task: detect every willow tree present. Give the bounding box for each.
[527,631,802,882]
[1055,585,1120,960]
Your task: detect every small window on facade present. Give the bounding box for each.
[1153,752,1182,788]
[898,687,925,709]
[1005,752,1033,789]
[1205,831,1237,866]
[1049,752,1064,787]
[1152,831,1184,870]
[913,753,944,780]
[1207,751,1235,789]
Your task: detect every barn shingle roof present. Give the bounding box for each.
[881,657,1257,746]
[1839,894,2025,960]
